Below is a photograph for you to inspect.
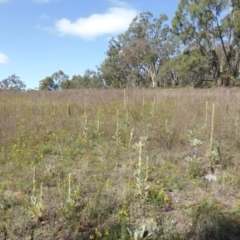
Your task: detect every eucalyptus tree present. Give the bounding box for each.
[39,76,55,91]
[80,69,103,88]
[40,70,69,90]
[121,12,180,87]
[99,12,180,88]
[159,44,211,87]
[0,74,26,91]
[98,37,131,88]
[172,0,240,85]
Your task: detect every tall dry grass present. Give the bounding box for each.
[0,88,240,239]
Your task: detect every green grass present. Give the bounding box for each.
[1,88,240,239]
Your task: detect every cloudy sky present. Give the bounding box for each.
[0,0,179,89]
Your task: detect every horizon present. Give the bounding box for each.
[0,0,179,89]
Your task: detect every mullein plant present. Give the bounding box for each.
[141,97,145,116]
[150,96,156,117]
[234,98,240,149]
[113,109,121,143]
[67,173,75,207]
[37,97,42,124]
[134,136,149,196]
[127,224,153,240]
[203,101,209,129]
[52,101,56,117]
[124,106,130,130]
[207,103,219,171]
[94,107,103,137]
[123,89,128,110]
[83,102,88,141]
[128,128,135,148]
[185,130,203,162]
[29,166,45,221]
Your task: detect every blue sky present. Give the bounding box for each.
[0,0,179,89]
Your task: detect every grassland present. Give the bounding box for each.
[1,88,240,240]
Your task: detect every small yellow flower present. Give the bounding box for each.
[164,194,169,203]
[105,229,109,236]
[119,210,128,216]
[73,190,77,198]
[95,228,102,237]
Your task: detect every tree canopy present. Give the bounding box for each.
[97,2,240,88]
[39,70,69,90]
[172,0,240,85]
[10,2,240,91]
[99,12,180,88]
[0,74,26,91]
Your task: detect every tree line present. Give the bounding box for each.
[1,0,240,91]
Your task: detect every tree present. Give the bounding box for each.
[98,37,131,88]
[71,70,103,88]
[81,69,103,88]
[159,46,211,87]
[121,12,180,87]
[172,0,240,85]
[69,75,84,89]
[39,76,55,90]
[52,70,69,90]
[0,74,26,91]
[39,70,69,90]
[99,12,180,88]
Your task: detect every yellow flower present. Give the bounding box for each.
[164,194,169,203]
[73,190,77,198]
[105,229,109,236]
[119,210,128,216]
[94,228,102,237]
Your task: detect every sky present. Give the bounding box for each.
[0,0,179,89]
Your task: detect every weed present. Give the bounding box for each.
[1,88,240,239]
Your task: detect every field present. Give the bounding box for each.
[1,88,240,240]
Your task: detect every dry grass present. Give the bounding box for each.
[1,88,240,239]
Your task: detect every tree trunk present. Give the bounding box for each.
[149,71,156,87]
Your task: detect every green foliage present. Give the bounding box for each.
[99,12,180,88]
[39,76,54,90]
[40,70,69,90]
[61,70,103,89]
[98,37,131,88]
[186,198,240,240]
[2,83,240,238]
[172,0,240,82]
[0,74,26,91]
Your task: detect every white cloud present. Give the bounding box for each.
[54,7,137,40]
[0,52,9,64]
